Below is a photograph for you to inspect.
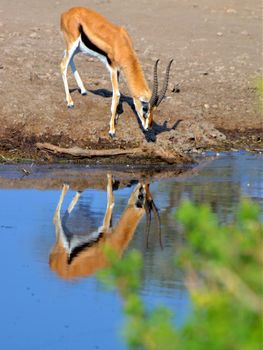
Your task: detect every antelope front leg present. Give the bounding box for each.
[102,174,115,230]
[109,68,120,138]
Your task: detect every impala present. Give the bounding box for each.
[50,174,161,279]
[60,6,173,137]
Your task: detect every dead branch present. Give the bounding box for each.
[36,142,188,164]
[36,142,141,158]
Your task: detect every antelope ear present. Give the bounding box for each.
[156,59,173,107]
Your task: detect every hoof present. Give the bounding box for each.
[109,131,116,139]
[81,90,88,96]
[67,104,74,109]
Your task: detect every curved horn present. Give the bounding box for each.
[149,59,160,107]
[152,200,163,249]
[156,59,173,107]
[144,201,151,249]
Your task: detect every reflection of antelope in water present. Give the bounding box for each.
[49,174,161,279]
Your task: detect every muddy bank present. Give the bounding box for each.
[0,118,262,165]
[0,118,229,164]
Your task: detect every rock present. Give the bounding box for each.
[171,84,180,93]
[29,32,37,39]
[29,72,40,81]
[241,31,249,36]
[226,8,237,14]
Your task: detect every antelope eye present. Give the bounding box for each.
[142,102,149,113]
[142,106,148,113]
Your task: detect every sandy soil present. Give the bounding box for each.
[0,0,262,163]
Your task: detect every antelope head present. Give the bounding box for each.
[141,59,174,131]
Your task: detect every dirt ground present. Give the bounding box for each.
[0,0,262,164]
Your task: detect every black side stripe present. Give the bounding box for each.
[67,232,104,265]
[79,25,111,65]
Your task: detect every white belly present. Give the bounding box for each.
[78,37,109,67]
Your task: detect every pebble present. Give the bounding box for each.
[172,84,180,93]
[204,104,210,109]
[241,31,249,36]
[217,32,223,37]
[29,32,37,38]
[226,8,237,14]
[29,72,40,81]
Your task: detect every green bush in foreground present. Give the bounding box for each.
[97,200,263,350]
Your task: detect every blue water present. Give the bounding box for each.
[0,152,262,350]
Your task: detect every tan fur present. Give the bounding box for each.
[61,7,150,97]
[60,7,153,135]
[49,177,149,279]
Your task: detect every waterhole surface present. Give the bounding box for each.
[0,151,262,350]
